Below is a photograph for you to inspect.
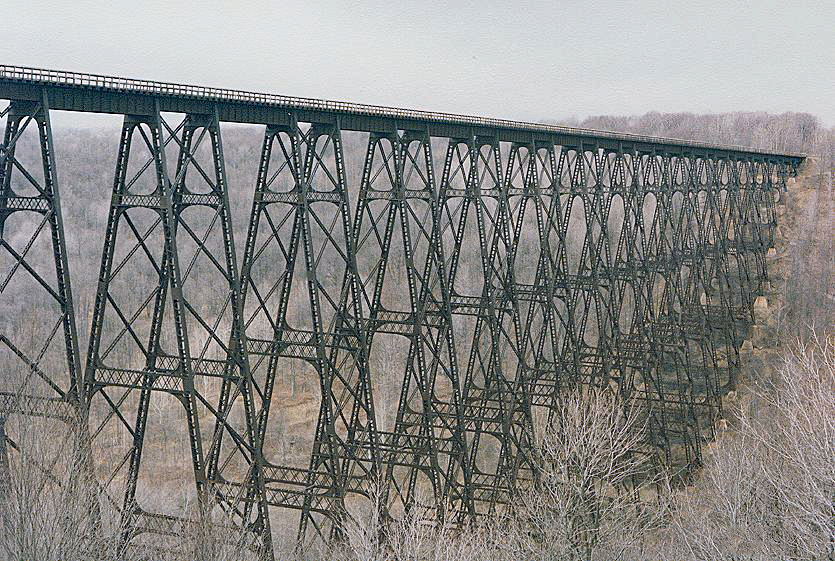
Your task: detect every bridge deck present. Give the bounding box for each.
[0,64,804,163]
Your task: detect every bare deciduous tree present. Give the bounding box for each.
[500,386,669,561]
[664,335,835,561]
[0,417,113,561]
[340,481,496,561]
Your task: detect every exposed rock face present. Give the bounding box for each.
[711,164,833,446]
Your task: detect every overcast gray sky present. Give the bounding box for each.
[3,0,833,128]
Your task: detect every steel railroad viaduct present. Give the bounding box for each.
[0,66,804,556]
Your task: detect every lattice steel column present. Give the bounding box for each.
[83,105,269,556]
[464,139,541,515]
[0,92,107,554]
[0,96,82,407]
[238,118,376,545]
[0,93,90,469]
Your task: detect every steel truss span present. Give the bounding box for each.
[0,66,803,557]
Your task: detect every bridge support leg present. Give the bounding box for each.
[0,94,97,545]
[84,106,272,557]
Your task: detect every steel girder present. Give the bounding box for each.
[0,91,798,555]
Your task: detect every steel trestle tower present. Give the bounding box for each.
[0,65,803,556]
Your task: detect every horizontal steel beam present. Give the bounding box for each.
[0,64,805,165]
